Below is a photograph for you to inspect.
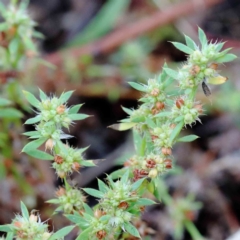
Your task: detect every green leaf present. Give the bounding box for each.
[163,68,178,79]
[169,121,184,144]
[49,226,75,240]
[128,82,147,92]
[68,114,89,121]
[0,98,11,106]
[6,231,14,240]
[215,53,237,63]
[76,227,93,240]
[0,225,12,232]
[81,160,95,167]
[215,42,225,52]
[23,131,39,137]
[171,42,193,54]
[0,108,23,119]
[25,149,54,160]
[68,104,84,114]
[83,203,94,216]
[9,38,19,55]
[131,178,146,191]
[59,91,74,104]
[198,27,208,47]
[120,169,129,183]
[184,35,196,50]
[46,199,60,204]
[110,168,128,180]
[146,118,156,128]
[97,179,109,193]
[136,198,156,206]
[83,188,104,198]
[121,106,133,115]
[22,138,47,153]
[20,201,29,220]
[162,77,174,90]
[39,88,48,101]
[65,214,88,227]
[108,122,136,131]
[177,134,199,142]
[25,115,41,124]
[154,111,171,118]
[123,222,141,238]
[23,91,40,108]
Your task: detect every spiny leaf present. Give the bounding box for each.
[121,106,133,115]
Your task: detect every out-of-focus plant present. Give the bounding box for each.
[0,0,43,197]
[0,28,235,240]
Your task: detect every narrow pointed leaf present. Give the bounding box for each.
[68,104,84,114]
[184,35,196,50]
[128,82,147,92]
[131,178,146,191]
[59,91,74,104]
[39,88,47,101]
[23,91,40,108]
[0,98,11,106]
[76,227,93,240]
[22,138,47,153]
[215,53,237,63]
[136,198,156,206]
[25,149,54,160]
[97,179,109,193]
[49,226,75,240]
[25,115,41,124]
[177,135,199,142]
[0,225,12,232]
[164,68,178,79]
[121,106,133,115]
[83,188,104,198]
[20,201,29,219]
[198,27,208,47]
[170,121,184,144]
[69,114,89,121]
[171,42,193,54]
[123,222,141,238]
[108,122,136,131]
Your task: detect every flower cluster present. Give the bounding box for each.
[65,171,154,239]
[22,89,91,178]
[47,186,86,214]
[110,28,236,181]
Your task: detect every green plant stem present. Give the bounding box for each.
[184,220,204,240]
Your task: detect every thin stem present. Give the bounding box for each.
[184,220,204,240]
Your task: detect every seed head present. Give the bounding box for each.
[54,155,64,164]
[45,139,54,151]
[164,159,172,169]
[176,98,184,109]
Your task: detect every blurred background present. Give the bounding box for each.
[1,0,240,239]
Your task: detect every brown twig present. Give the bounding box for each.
[45,0,224,65]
